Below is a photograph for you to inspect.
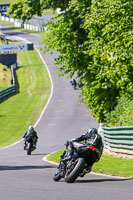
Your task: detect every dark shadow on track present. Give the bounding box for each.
[30,153,48,156]
[0,165,56,171]
[0,27,27,36]
[75,178,133,183]
[53,178,133,184]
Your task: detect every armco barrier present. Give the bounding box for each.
[0,64,17,103]
[102,126,133,155]
[0,14,46,32]
[0,86,16,102]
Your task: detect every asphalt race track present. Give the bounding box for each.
[0,25,133,200]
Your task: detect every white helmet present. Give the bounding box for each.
[88,128,98,135]
[28,126,34,132]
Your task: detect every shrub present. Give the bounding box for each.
[104,96,133,126]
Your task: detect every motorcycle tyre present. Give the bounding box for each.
[65,158,85,183]
[27,142,32,155]
[53,173,62,182]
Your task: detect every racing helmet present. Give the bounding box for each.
[28,126,34,132]
[88,128,98,136]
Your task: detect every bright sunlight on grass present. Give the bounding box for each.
[0,49,51,148]
[47,149,133,177]
[0,63,11,90]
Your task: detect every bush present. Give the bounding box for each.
[104,96,133,126]
[83,0,133,122]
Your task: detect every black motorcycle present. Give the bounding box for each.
[53,142,96,183]
[70,79,77,89]
[24,137,36,155]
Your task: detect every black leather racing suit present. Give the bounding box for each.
[74,131,103,163]
[23,130,38,147]
[62,131,103,164]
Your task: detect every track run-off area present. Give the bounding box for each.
[0,26,133,200]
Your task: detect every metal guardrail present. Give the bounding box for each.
[0,64,17,103]
[0,14,47,32]
[0,85,16,102]
[102,126,133,155]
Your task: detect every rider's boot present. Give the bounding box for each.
[24,141,27,150]
[79,165,92,177]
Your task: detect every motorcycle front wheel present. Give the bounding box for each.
[27,142,32,155]
[53,173,62,181]
[65,158,85,183]
[53,165,62,182]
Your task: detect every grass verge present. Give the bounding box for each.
[0,49,51,148]
[0,63,11,90]
[46,149,133,177]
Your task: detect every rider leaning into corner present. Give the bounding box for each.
[23,126,38,150]
[60,128,104,175]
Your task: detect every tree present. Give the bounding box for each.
[7,0,44,22]
[7,0,133,122]
[7,0,71,22]
[40,0,133,122]
[41,0,91,76]
[82,0,133,121]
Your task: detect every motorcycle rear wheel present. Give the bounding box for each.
[65,158,85,183]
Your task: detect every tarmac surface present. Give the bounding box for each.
[0,25,133,200]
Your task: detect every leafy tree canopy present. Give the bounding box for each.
[7,0,71,21]
[82,0,133,121]
[7,0,133,122]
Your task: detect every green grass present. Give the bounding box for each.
[0,64,11,90]
[0,0,16,4]
[0,20,13,24]
[47,149,65,163]
[92,154,133,177]
[0,49,51,148]
[47,149,133,177]
[42,9,57,15]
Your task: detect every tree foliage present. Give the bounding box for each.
[7,0,44,21]
[81,0,133,121]
[42,0,133,122]
[104,96,133,126]
[41,0,91,76]
[7,0,71,21]
[7,0,133,122]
